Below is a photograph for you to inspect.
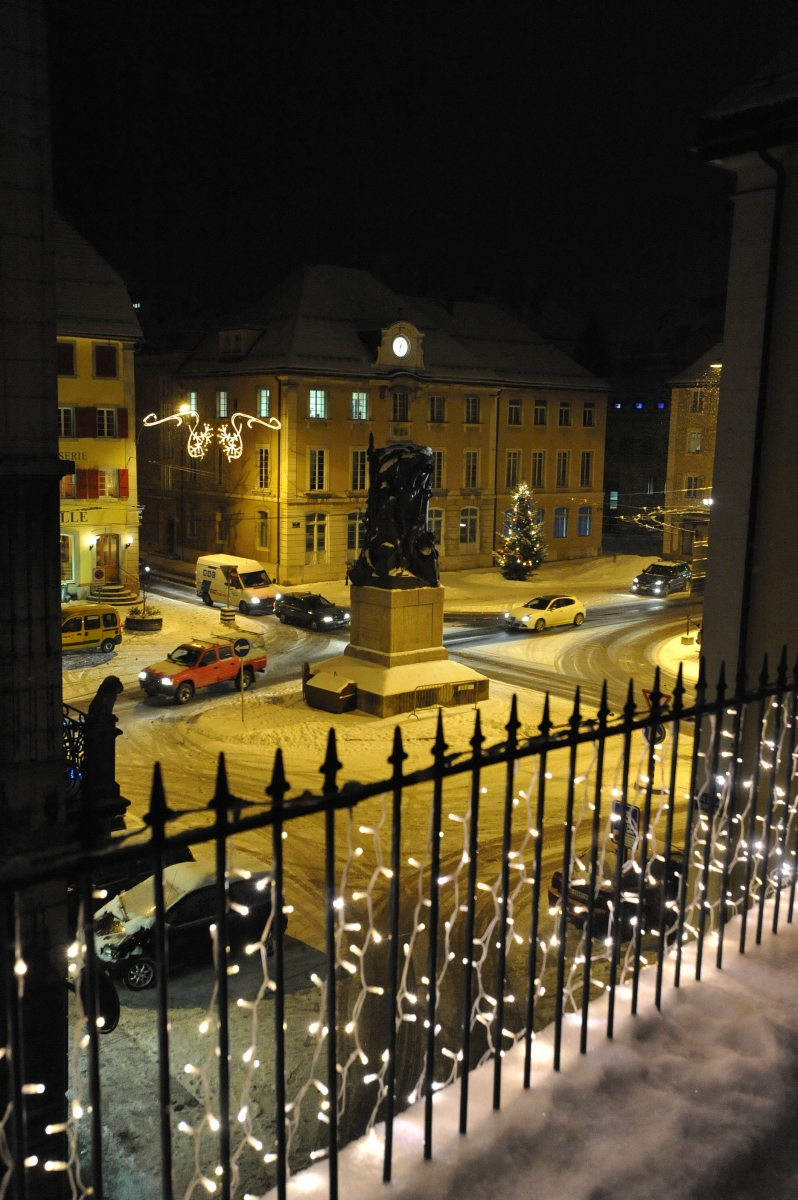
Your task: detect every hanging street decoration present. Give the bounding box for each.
[141,407,281,460]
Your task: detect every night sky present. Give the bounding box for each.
[46,0,798,366]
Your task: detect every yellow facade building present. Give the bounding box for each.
[55,215,143,599]
[137,267,607,585]
[662,344,722,575]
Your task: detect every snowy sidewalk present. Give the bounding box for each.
[273,901,798,1200]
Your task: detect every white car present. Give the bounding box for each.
[504,594,586,632]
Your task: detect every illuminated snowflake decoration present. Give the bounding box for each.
[217,413,281,462]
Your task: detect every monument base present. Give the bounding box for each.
[310,655,489,719]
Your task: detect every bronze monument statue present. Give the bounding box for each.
[349,435,440,589]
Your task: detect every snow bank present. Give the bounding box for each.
[271,900,798,1200]
[656,632,701,687]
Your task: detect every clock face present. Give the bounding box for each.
[392,335,410,358]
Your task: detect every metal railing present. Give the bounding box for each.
[5,652,798,1200]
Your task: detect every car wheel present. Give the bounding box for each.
[123,958,156,991]
[202,592,213,607]
[311,619,321,632]
[573,612,585,626]
[175,681,194,705]
[235,666,254,691]
[239,601,250,614]
[278,612,287,624]
[534,618,546,633]
[100,638,116,653]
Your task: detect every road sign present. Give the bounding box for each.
[233,637,250,658]
[643,723,667,746]
[642,687,672,709]
[610,801,640,849]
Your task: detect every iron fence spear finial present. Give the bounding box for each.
[321,728,342,796]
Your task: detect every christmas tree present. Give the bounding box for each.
[494,481,546,580]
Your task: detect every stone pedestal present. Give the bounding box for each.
[308,584,488,718]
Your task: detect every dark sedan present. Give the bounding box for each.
[631,562,692,597]
[275,592,351,632]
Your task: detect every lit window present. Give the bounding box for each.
[687,431,703,454]
[464,396,480,424]
[532,451,545,490]
[347,510,367,552]
[583,402,595,427]
[635,402,643,410]
[579,450,594,488]
[351,450,367,491]
[558,401,572,427]
[257,447,270,489]
[57,342,76,376]
[685,475,702,500]
[257,388,271,418]
[96,408,117,438]
[464,450,479,489]
[428,507,444,546]
[556,451,570,488]
[58,407,75,438]
[508,399,522,426]
[459,507,478,545]
[309,390,328,419]
[534,400,547,426]
[188,392,198,414]
[657,402,666,410]
[161,463,173,491]
[691,391,704,413]
[553,507,568,538]
[60,534,75,582]
[577,506,592,537]
[609,490,618,510]
[392,393,409,422]
[505,450,521,489]
[351,392,369,420]
[309,448,326,491]
[429,395,445,423]
[305,512,326,556]
[94,344,118,379]
[614,402,622,409]
[97,469,118,497]
[59,468,76,499]
[217,390,228,418]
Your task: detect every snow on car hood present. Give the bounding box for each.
[93,853,270,946]
[142,659,176,676]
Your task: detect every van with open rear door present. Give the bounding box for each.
[195,554,280,614]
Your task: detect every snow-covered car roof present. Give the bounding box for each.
[98,853,270,924]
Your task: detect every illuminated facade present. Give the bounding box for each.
[55,215,142,597]
[137,266,607,585]
[662,344,722,573]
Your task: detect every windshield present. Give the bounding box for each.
[644,564,674,576]
[306,596,334,610]
[524,596,556,610]
[168,645,201,666]
[241,570,269,588]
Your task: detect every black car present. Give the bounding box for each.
[549,849,684,940]
[630,562,692,597]
[94,855,279,990]
[275,592,351,632]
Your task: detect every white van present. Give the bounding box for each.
[195,554,281,615]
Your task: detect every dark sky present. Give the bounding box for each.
[46,0,798,365]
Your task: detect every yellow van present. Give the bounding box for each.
[61,604,123,654]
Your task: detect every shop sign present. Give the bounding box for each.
[60,509,89,525]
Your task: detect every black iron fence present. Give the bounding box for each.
[5,653,798,1200]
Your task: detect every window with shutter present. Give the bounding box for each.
[75,407,97,439]
[57,342,76,376]
[117,408,129,438]
[118,469,130,498]
[87,470,100,499]
[94,344,118,378]
[76,469,89,499]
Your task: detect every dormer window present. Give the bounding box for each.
[219,330,246,357]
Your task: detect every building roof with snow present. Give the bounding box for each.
[698,40,798,159]
[668,343,723,386]
[176,264,605,392]
[54,212,142,342]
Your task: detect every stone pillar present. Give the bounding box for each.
[0,0,70,1190]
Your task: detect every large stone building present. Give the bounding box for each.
[662,344,722,575]
[136,266,607,586]
[56,214,143,598]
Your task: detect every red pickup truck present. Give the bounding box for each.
[138,638,268,704]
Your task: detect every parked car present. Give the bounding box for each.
[549,849,684,939]
[275,593,351,632]
[94,854,281,990]
[138,637,268,703]
[630,562,692,597]
[504,595,586,632]
[195,554,281,614]
[61,603,123,654]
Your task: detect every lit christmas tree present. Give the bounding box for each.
[494,481,546,580]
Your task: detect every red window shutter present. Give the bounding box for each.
[118,468,129,498]
[87,469,100,499]
[76,469,89,499]
[75,407,97,438]
[116,407,129,438]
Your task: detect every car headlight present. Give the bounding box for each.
[344,612,350,619]
[323,616,334,623]
[139,671,147,680]
[251,597,260,605]
[275,593,282,600]
[160,677,172,686]
[633,577,639,583]
[522,616,529,622]
[504,612,510,618]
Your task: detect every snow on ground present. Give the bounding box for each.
[62,595,269,705]
[655,631,701,686]
[294,556,659,615]
[271,898,798,1200]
